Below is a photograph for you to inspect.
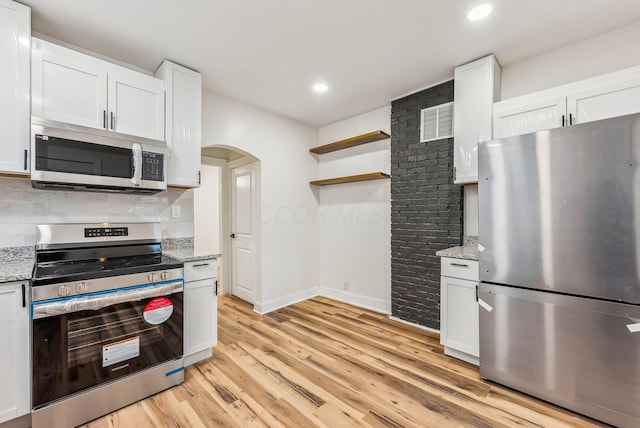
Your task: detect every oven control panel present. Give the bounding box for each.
[84,227,129,237]
[33,267,185,302]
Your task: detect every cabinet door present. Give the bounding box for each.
[32,38,108,130]
[108,68,165,140]
[0,282,29,423]
[493,96,566,139]
[440,276,479,357]
[454,55,499,184]
[0,0,30,174]
[184,279,216,357]
[568,77,640,125]
[155,61,202,187]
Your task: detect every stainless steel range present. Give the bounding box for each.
[31,222,185,428]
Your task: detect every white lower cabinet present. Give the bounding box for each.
[440,257,479,365]
[184,259,218,366]
[0,281,30,424]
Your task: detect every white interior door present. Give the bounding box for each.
[231,164,256,304]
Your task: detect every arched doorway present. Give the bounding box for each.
[195,145,261,307]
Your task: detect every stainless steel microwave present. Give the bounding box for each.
[30,117,167,194]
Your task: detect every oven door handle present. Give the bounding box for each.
[32,281,183,320]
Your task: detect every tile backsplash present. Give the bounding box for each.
[0,177,194,247]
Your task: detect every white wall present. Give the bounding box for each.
[501,22,640,100]
[317,106,391,313]
[0,176,193,246]
[194,158,222,255]
[201,91,319,313]
[463,184,478,237]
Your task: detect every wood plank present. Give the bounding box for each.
[85,295,606,428]
[309,130,390,154]
[310,172,390,186]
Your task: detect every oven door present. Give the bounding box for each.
[32,281,183,409]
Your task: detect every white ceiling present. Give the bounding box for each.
[20,0,640,127]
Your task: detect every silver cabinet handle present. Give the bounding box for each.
[110,111,115,130]
[450,262,469,267]
[192,263,210,268]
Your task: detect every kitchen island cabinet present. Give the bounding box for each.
[184,258,218,366]
[0,0,30,175]
[0,281,30,424]
[32,38,165,141]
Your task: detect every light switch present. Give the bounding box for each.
[171,205,181,219]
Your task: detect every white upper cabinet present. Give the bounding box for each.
[108,68,165,140]
[494,66,640,139]
[0,0,30,175]
[32,39,108,130]
[155,60,202,187]
[493,96,566,139]
[567,74,640,125]
[453,55,500,184]
[32,38,165,141]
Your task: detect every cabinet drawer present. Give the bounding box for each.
[184,259,217,282]
[441,257,479,281]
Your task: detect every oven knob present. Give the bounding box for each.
[161,271,170,281]
[76,282,88,294]
[57,286,71,297]
[149,273,159,282]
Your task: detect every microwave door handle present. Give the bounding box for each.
[131,143,142,186]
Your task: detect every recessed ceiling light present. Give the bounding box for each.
[313,83,328,93]
[467,4,492,21]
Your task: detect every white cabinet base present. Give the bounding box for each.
[444,346,479,366]
[440,257,479,366]
[184,347,212,366]
[184,259,218,366]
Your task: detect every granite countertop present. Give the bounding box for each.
[161,237,220,262]
[0,247,34,284]
[0,239,221,284]
[435,236,479,261]
[163,248,221,263]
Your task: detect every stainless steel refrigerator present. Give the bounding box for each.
[478,113,640,427]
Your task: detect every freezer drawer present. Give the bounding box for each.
[479,283,640,428]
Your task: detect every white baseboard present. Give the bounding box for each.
[253,288,320,314]
[317,287,390,314]
[389,316,440,335]
[444,346,479,366]
[252,287,391,315]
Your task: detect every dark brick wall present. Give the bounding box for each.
[390,80,463,330]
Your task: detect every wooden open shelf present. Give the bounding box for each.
[310,172,390,186]
[310,130,390,155]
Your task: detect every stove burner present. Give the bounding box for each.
[34,253,165,283]
[53,264,105,275]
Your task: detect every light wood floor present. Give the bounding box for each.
[84,295,605,428]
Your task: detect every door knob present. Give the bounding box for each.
[230,233,236,238]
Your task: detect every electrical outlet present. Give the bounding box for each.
[343,281,349,290]
[171,205,181,219]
